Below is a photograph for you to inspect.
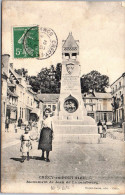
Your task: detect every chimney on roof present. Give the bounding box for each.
[10,63,13,69]
[2,54,10,77]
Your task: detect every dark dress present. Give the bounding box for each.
[97,121,103,134]
[38,127,53,151]
[5,118,9,129]
[18,119,22,127]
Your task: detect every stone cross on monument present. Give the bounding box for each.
[54,33,100,144]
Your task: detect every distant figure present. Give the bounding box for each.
[103,121,107,138]
[14,122,18,133]
[5,116,9,132]
[38,108,53,162]
[97,120,103,138]
[20,125,32,163]
[18,117,22,128]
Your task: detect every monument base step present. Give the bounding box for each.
[54,124,98,134]
[53,117,100,144]
[54,134,100,144]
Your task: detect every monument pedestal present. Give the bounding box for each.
[53,116,100,144]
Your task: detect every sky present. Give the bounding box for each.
[2,1,125,85]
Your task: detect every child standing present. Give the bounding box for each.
[20,125,32,163]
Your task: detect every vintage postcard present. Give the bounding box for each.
[1,0,125,193]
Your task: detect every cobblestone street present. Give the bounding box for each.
[1,128,125,193]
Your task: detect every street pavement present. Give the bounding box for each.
[2,126,125,193]
[1,127,125,189]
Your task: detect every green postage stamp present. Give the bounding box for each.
[13,26,58,59]
[13,26,39,58]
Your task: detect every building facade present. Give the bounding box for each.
[111,73,125,124]
[1,54,9,125]
[1,54,43,127]
[83,92,112,123]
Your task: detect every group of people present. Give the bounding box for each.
[20,108,53,163]
[6,111,107,163]
[5,116,23,132]
[97,120,107,138]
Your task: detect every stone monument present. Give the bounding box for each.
[54,33,100,143]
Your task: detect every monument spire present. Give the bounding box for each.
[62,32,79,60]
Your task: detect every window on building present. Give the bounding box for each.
[104,113,107,122]
[116,85,117,90]
[4,102,5,115]
[27,97,29,104]
[22,108,23,119]
[47,105,51,109]
[119,110,121,118]
[72,53,77,56]
[20,107,21,118]
[53,105,56,111]
[65,53,70,56]
[87,113,94,119]
[91,105,93,111]
[36,102,39,108]
[43,105,46,111]
[65,53,70,59]
[23,93,24,102]
[89,99,93,103]
[119,82,121,88]
[72,53,77,60]
[20,91,22,99]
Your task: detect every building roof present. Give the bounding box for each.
[94,92,112,99]
[8,83,16,87]
[83,92,112,99]
[9,67,20,83]
[63,33,78,48]
[111,72,125,86]
[2,71,8,79]
[37,94,60,102]
[38,92,112,103]
[7,89,18,98]
[34,95,40,102]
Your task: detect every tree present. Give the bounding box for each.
[28,63,62,93]
[80,70,109,93]
[28,76,40,92]
[16,66,109,94]
[55,63,62,82]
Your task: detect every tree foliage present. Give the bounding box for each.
[28,64,62,93]
[81,70,109,93]
[15,67,109,94]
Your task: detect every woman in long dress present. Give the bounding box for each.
[38,108,53,162]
